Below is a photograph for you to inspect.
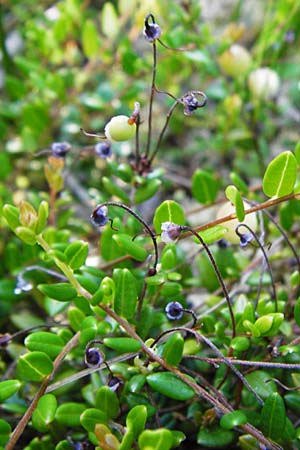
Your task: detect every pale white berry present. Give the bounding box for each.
[248,67,280,100]
[218,44,252,78]
[104,115,136,142]
[216,201,257,244]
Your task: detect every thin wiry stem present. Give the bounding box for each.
[184,355,300,370]
[97,202,158,274]
[236,223,277,311]
[181,226,236,338]
[145,42,157,157]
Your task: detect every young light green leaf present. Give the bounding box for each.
[82,19,101,58]
[225,185,245,222]
[263,151,297,198]
[138,429,173,450]
[146,372,195,400]
[192,169,219,204]
[126,405,147,437]
[153,200,185,234]
[64,240,89,270]
[32,394,57,432]
[80,408,108,432]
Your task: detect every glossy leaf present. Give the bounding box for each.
[138,428,173,450]
[80,408,108,432]
[119,430,135,450]
[36,201,49,234]
[17,351,53,381]
[112,233,147,261]
[263,151,297,198]
[197,426,235,448]
[260,393,286,440]
[103,337,142,353]
[134,179,162,204]
[192,169,219,204]
[55,402,86,427]
[294,298,300,329]
[153,200,185,234]
[90,276,115,306]
[244,371,276,399]
[38,283,77,301]
[102,176,130,203]
[3,204,20,230]
[126,405,147,437]
[79,315,98,346]
[15,226,36,245]
[95,386,120,419]
[127,374,146,393]
[32,394,57,431]
[25,332,64,359]
[0,419,11,447]
[162,332,184,366]
[230,172,248,195]
[68,306,86,331]
[146,372,195,400]
[220,411,247,429]
[225,185,245,221]
[113,268,137,319]
[0,379,22,402]
[64,240,89,270]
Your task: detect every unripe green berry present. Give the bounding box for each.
[248,67,280,100]
[216,201,257,244]
[218,44,252,78]
[104,115,136,142]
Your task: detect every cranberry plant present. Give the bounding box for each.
[1,2,300,450]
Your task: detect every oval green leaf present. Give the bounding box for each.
[126,405,147,437]
[103,337,142,353]
[64,240,89,270]
[80,408,108,432]
[32,394,57,432]
[146,372,195,400]
[0,379,22,402]
[0,419,11,447]
[113,268,137,319]
[55,402,86,427]
[197,426,235,448]
[260,392,286,440]
[263,151,297,198]
[192,169,219,204]
[38,283,77,301]
[153,200,185,234]
[17,351,53,381]
[95,386,120,419]
[225,185,245,222]
[112,233,147,261]
[25,332,64,359]
[220,411,247,430]
[138,428,173,450]
[162,332,184,366]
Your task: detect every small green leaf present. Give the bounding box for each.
[68,306,86,331]
[146,372,195,400]
[192,169,219,204]
[32,394,57,432]
[82,19,101,58]
[126,405,147,437]
[263,151,297,198]
[0,419,11,447]
[17,351,53,381]
[162,332,184,366]
[15,226,36,245]
[95,386,120,419]
[90,276,115,306]
[260,393,286,440]
[3,204,20,230]
[64,240,89,270]
[294,298,300,329]
[0,380,22,402]
[38,283,77,301]
[112,233,147,261]
[113,268,137,319]
[245,371,276,399]
[230,337,250,352]
[119,430,135,450]
[225,185,245,222]
[103,337,142,353]
[153,200,185,234]
[55,402,86,427]
[25,332,64,359]
[230,172,248,195]
[134,179,162,204]
[80,408,108,432]
[127,374,146,393]
[79,316,98,346]
[197,426,235,448]
[102,176,130,203]
[195,225,228,245]
[220,411,247,429]
[36,201,49,234]
[138,429,173,450]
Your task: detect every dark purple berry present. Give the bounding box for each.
[51,142,71,158]
[108,376,123,393]
[90,205,108,227]
[85,348,103,367]
[95,141,112,158]
[165,301,184,320]
[144,14,161,43]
